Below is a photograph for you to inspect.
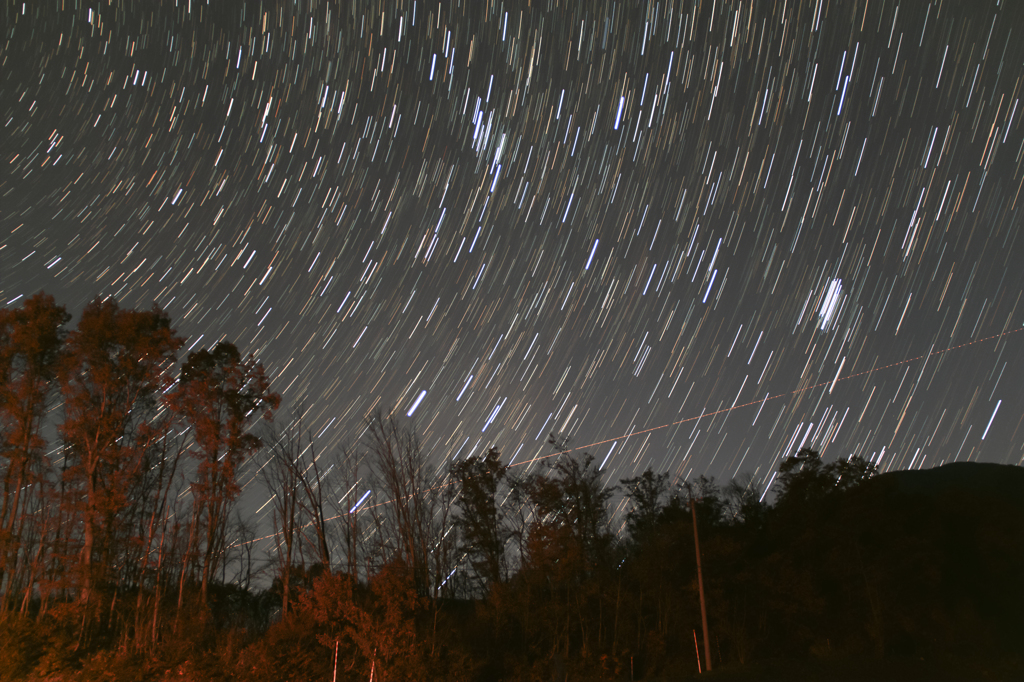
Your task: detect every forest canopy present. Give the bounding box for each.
[0,293,1021,682]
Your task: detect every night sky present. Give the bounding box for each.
[4,0,1024,520]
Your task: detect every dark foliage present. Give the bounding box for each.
[1,294,1022,681]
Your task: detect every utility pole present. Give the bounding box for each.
[691,497,712,671]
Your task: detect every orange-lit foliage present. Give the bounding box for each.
[0,293,69,609]
[170,342,279,602]
[301,561,424,682]
[58,298,183,602]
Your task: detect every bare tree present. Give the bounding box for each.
[295,436,332,572]
[334,444,365,578]
[232,510,258,593]
[131,428,189,650]
[261,423,303,617]
[261,409,340,615]
[362,409,454,600]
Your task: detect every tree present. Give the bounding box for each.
[120,423,191,651]
[170,342,279,605]
[529,453,616,570]
[58,298,183,605]
[0,293,69,610]
[232,510,258,593]
[621,469,670,548]
[363,409,453,599]
[723,475,767,530]
[452,447,509,592]
[262,426,303,618]
[774,448,877,508]
[292,428,332,572]
[679,475,727,533]
[335,444,365,579]
[518,452,617,661]
[261,413,333,617]
[302,561,426,682]
[830,454,878,493]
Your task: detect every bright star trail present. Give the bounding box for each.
[4,0,1024,526]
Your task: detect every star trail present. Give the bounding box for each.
[4,0,1024,523]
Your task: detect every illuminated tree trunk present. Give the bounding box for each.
[58,298,182,607]
[0,293,68,609]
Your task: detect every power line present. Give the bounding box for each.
[243,325,1022,544]
[512,325,1023,467]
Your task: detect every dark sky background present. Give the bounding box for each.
[4,0,1024,523]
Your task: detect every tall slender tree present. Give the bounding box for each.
[170,342,279,604]
[262,422,304,617]
[296,437,333,573]
[335,444,365,578]
[621,469,670,550]
[528,453,616,571]
[452,447,509,592]
[521,453,616,659]
[58,298,183,606]
[264,410,334,578]
[133,426,189,649]
[0,293,69,609]
[363,409,454,599]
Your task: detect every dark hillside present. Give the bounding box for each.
[880,461,1024,504]
[758,461,1024,668]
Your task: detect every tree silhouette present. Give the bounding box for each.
[363,409,454,600]
[0,293,1020,680]
[261,413,333,616]
[452,447,509,592]
[621,469,669,549]
[262,425,303,618]
[528,453,616,571]
[775,447,877,508]
[518,453,617,661]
